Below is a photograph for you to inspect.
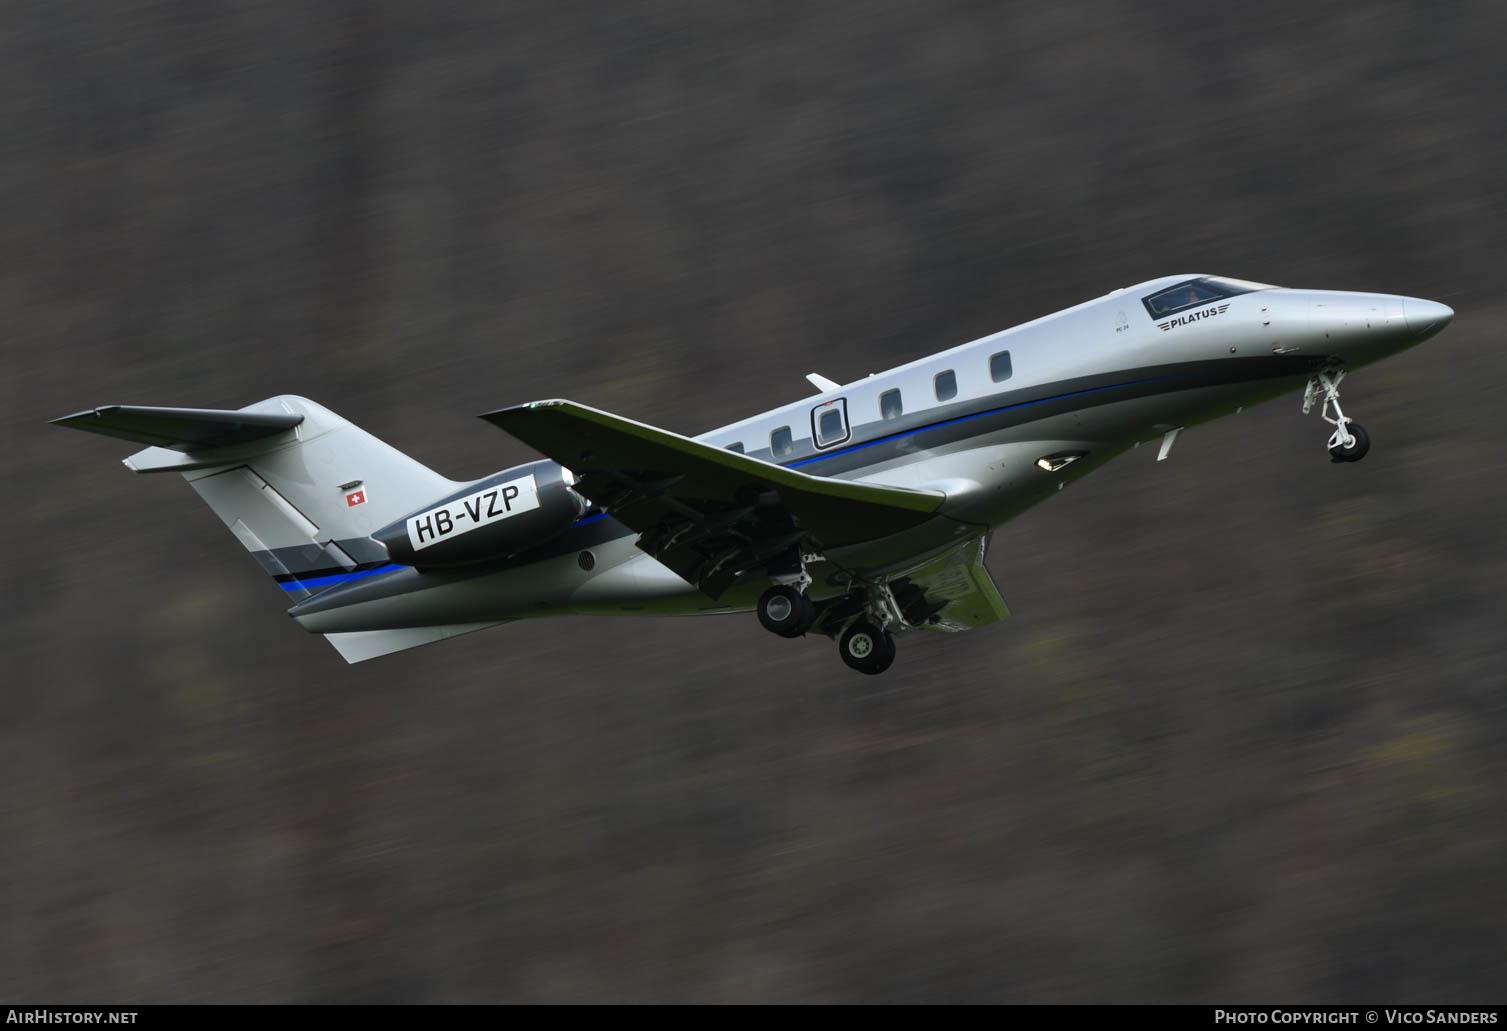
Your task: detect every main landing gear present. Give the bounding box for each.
[1304,369,1371,463]
[756,573,913,676]
[756,583,816,637]
[838,619,895,675]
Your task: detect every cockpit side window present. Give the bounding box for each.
[1141,277,1269,319]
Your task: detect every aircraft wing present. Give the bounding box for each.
[898,534,1010,632]
[480,399,946,597]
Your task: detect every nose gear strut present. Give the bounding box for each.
[1303,369,1371,463]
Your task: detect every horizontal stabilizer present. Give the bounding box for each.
[323,620,509,663]
[52,405,303,452]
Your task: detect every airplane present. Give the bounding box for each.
[54,274,1455,674]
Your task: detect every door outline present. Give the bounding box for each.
[810,397,851,449]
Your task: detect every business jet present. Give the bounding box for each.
[55,275,1454,674]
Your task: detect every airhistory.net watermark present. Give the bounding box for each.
[6,1012,137,1024]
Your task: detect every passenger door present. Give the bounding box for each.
[810,398,850,449]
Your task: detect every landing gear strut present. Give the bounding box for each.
[1303,369,1370,463]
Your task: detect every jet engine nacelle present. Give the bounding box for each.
[373,459,586,568]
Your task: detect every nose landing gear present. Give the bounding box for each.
[1304,370,1371,463]
[1328,423,1370,463]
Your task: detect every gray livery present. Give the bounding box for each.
[54,274,1455,674]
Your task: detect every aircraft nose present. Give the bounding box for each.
[1404,297,1454,338]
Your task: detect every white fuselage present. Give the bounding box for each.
[293,275,1452,632]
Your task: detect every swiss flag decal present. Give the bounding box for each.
[345,490,367,507]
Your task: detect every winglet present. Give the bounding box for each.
[806,373,842,394]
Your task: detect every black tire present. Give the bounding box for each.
[839,620,896,675]
[1329,423,1371,463]
[757,584,815,638]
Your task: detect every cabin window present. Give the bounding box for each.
[725,441,744,453]
[811,398,850,449]
[770,426,794,459]
[934,369,957,402]
[879,388,903,420]
[990,350,1013,383]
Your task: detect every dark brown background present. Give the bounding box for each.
[4,0,1503,1002]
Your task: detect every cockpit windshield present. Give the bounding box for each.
[1142,277,1274,319]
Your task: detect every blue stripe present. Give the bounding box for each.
[786,375,1179,468]
[571,511,609,527]
[279,563,407,592]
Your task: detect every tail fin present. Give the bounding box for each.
[59,395,455,596]
[55,396,505,661]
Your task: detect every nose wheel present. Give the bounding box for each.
[1303,370,1371,463]
[1328,422,1370,463]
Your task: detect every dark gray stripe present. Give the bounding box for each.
[284,516,630,615]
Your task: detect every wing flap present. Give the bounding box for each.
[902,534,1010,633]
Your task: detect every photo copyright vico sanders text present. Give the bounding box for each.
[1216,1014,1498,1025]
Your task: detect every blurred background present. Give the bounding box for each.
[3,0,1504,1003]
